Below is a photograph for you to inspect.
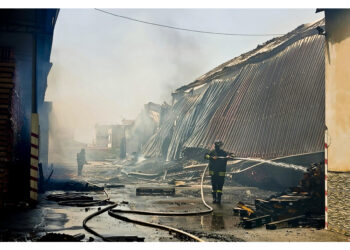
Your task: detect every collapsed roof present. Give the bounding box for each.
[142,19,325,160]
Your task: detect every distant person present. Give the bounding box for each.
[77,148,87,176]
[120,137,126,159]
[204,141,234,204]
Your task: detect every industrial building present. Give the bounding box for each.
[143,19,325,162]
[322,8,350,236]
[88,103,160,161]
[0,8,349,242]
[142,11,349,235]
[0,9,59,206]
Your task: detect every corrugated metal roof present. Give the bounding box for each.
[142,19,325,161]
[176,20,324,93]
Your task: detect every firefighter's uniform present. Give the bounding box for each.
[204,147,228,204]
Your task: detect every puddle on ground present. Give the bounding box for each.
[37,162,279,242]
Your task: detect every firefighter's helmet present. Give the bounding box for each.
[214,140,223,147]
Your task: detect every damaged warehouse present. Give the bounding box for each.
[1,7,350,243]
[87,102,160,161]
[143,19,325,189]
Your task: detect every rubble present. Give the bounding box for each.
[47,193,93,202]
[103,236,145,242]
[243,215,272,229]
[183,230,245,242]
[266,215,306,230]
[234,162,325,230]
[35,233,85,242]
[104,184,125,188]
[136,187,175,196]
[44,179,104,192]
[47,192,112,207]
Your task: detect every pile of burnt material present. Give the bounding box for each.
[47,192,112,207]
[44,180,104,192]
[136,186,175,196]
[35,233,86,242]
[234,163,325,230]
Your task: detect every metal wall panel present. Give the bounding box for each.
[142,20,325,161]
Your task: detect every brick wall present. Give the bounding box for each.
[0,47,15,208]
[328,171,350,236]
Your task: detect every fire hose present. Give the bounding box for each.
[232,151,323,174]
[82,165,213,242]
[82,203,118,241]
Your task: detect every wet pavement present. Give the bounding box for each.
[31,161,277,242]
[1,160,349,242]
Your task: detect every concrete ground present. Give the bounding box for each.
[0,161,349,242]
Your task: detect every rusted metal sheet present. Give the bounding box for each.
[143,19,325,161]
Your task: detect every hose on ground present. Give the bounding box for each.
[110,164,213,216]
[82,165,212,242]
[82,203,118,241]
[108,210,203,242]
[108,165,212,242]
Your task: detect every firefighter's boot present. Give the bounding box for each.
[212,192,217,203]
[217,192,222,204]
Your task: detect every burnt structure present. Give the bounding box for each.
[0,9,59,206]
[143,19,325,163]
[88,103,160,161]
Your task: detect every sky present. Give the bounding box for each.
[46,9,324,143]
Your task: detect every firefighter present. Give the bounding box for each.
[77,148,87,176]
[204,141,233,204]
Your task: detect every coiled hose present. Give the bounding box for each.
[83,165,213,242]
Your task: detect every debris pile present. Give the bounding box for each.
[233,163,325,230]
[35,233,85,242]
[47,192,112,207]
[44,180,104,192]
[136,187,175,196]
[103,236,145,242]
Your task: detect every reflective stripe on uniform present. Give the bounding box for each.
[216,190,222,193]
[209,171,226,176]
